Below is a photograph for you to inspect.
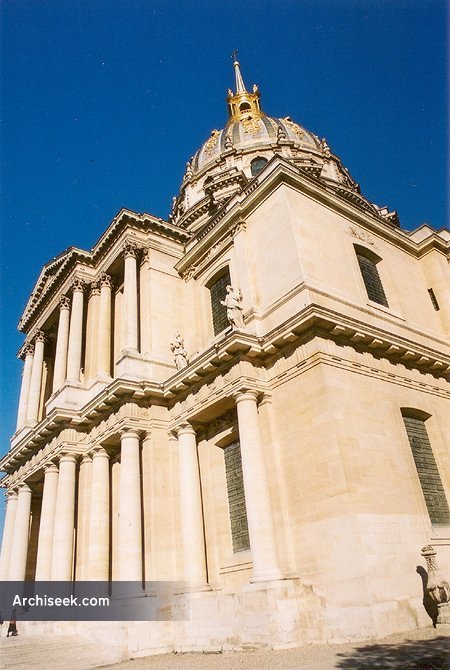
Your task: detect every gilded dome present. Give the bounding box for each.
[171,57,361,230]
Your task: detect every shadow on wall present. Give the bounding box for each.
[417,565,439,627]
[335,636,449,669]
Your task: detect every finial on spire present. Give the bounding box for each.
[231,49,247,94]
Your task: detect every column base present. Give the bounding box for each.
[95,373,113,383]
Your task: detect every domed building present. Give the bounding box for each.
[0,58,449,656]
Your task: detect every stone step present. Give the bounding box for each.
[0,634,123,669]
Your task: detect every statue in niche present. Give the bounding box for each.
[170,332,188,370]
[221,285,245,330]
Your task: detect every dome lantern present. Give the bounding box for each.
[227,51,263,122]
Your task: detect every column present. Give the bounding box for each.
[122,242,139,354]
[8,484,32,581]
[34,464,59,581]
[177,424,208,587]
[75,454,92,581]
[118,430,142,581]
[16,344,34,430]
[88,448,110,580]
[66,279,85,383]
[139,248,152,356]
[234,391,283,582]
[97,272,113,378]
[50,454,77,581]
[84,282,100,382]
[52,296,71,392]
[0,491,18,580]
[26,331,46,425]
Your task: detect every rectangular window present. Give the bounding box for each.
[224,441,250,552]
[210,270,231,335]
[402,415,450,524]
[356,253,389,307]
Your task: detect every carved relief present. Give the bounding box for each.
[204,129,220,155]
[348,225,375,247]
[241,117,261,136]
[283,117,305,139]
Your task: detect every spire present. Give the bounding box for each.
[227,52,263,122]
[232,50,247,94]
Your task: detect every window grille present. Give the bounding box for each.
[402,414,450,524]
[224,441,250,552]
[209,270,230,335]
[356,252,389,307]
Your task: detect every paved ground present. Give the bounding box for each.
[100,627,449,670]
[0,625,448,669]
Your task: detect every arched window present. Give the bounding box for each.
[208,268,231,335]
[401,410,450,525]
[250,157,268,177]
[239,102,251,112]
[354,246,389,307]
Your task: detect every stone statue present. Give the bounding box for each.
[170,332,188,370]
[220,285,244,330]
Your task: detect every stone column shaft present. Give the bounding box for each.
[16,348,34,430]
[235,391,283,582]
[0,492,18,580]
[88,448,110,580]
[139,250,152,356]
[66,282,85,382]
[75,454,92,581]
[52,297,71,392]
[177,425,208,587]
[35,465,59,581]
[97,275,112,377]
[123,246,139,353]
[51,455,77,581]
[118,431,142,581]
[26,334,45,424]
[8,485,32,581]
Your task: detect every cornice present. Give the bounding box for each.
[2,303,449,478]
[18,209,191,333]
[176,158,448,277]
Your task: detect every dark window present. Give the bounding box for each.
[402,413,450,525]
[250,157,268,177]
[224,441,250,552]
[428,288,440,311]
[209,269,231,335]
[356,252,389,307]
[239,102,251,112]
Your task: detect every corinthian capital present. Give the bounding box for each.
[22,342,35,357]
[59,295,71,311]
[71,278,86,293]
[34,329,47,344]
[89,281,101,297]
[123,241,139,259]
[99,272,113,289]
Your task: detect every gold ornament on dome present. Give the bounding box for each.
[241,116,261,136]
[283,117,305,139]
[204,130,220,155]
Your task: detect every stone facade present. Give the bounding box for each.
[0,58,449,654]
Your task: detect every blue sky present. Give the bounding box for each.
[0,0,448,534]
